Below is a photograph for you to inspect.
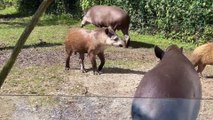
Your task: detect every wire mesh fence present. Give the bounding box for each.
[0,95,213,120]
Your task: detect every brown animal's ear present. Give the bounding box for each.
[154,46,164,60]
[105,28,109,35]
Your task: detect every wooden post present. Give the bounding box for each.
[0,0,53,88]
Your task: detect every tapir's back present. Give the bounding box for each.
[65,28,92,53]
[132,45,201,120]
[85,5,130,29]
[135,50,200,98]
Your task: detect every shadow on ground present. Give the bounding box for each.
[65,67,146,75]
[0,13,28,19]
[129,41,155,49]
[206,75,213,79]
[103,67,146,75]
[0,21,28,28]
[0,42,62,50]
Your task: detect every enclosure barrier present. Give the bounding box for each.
[0,94,212,120]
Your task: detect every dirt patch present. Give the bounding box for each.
[0,45,213,120]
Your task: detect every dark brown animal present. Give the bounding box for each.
[65,27,125,75]
[132,45,201,120]
[81,5,130,48]
[190,42,213,76]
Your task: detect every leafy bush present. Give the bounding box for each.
[17,0,81,17]
[15,0,212,43]
[17,0,41,15]
[0,0,17,10]
[80,0,212,43]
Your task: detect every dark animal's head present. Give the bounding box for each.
[154,45,183,60]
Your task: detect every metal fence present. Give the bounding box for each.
[0,95,213,120]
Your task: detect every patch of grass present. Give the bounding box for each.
[39,14,79,26]
[0,6,17,15]
[0,14,197,50]
[26,25,69,45]
[0,24,68,47]
[1,64,65,94]
[129,32,196,50]
[0,14,79,47]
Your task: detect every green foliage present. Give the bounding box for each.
[17,0,41,15]
[16,0,81,17]
[0,0,17,10]
[6,0,213,44]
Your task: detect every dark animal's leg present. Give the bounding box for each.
[97,52,105,72]
[79,53,86,73]
[88,52,99,75]
[81,18,90,28]
[197,64,206,77]
[121,27,130,48]
[80,20,85,28]
[65,50,72,70]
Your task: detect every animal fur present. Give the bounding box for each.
[190,42,213,75]
[64,27,125,75]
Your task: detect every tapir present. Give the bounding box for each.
[131,45,201,120]
[81,5,130,48]
[64,27,125,75]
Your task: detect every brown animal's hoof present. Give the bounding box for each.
[125,41,130,48]
[65,67,70,71]
[98,71,103,74]
[81,69,87,73]
[125,44,129,48]
[119,44,124,47]
[93,71,101,75]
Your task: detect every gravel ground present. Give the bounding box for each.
[0,45,212,120]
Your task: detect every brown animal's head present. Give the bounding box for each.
[101,27,125,47]
[154,45,183,60]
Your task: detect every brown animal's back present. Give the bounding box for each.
[65,28,92,53]
[191,42,213,66]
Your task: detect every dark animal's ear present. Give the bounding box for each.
[154,46,164,60]
[180,47,183,53]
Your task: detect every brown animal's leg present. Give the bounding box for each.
[88,52,99,75]
[97,52,105,72]
[65,50,72,70]
[197,64,206,77]
[121,28,130,48]
[79,53,86,73]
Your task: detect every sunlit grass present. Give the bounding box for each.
[0,6,17,15]
[0,14,196,50]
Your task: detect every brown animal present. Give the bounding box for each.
[132,45,201,120]
[65,27,125,75]
[81,5,130,48]
[190,42,213,76]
